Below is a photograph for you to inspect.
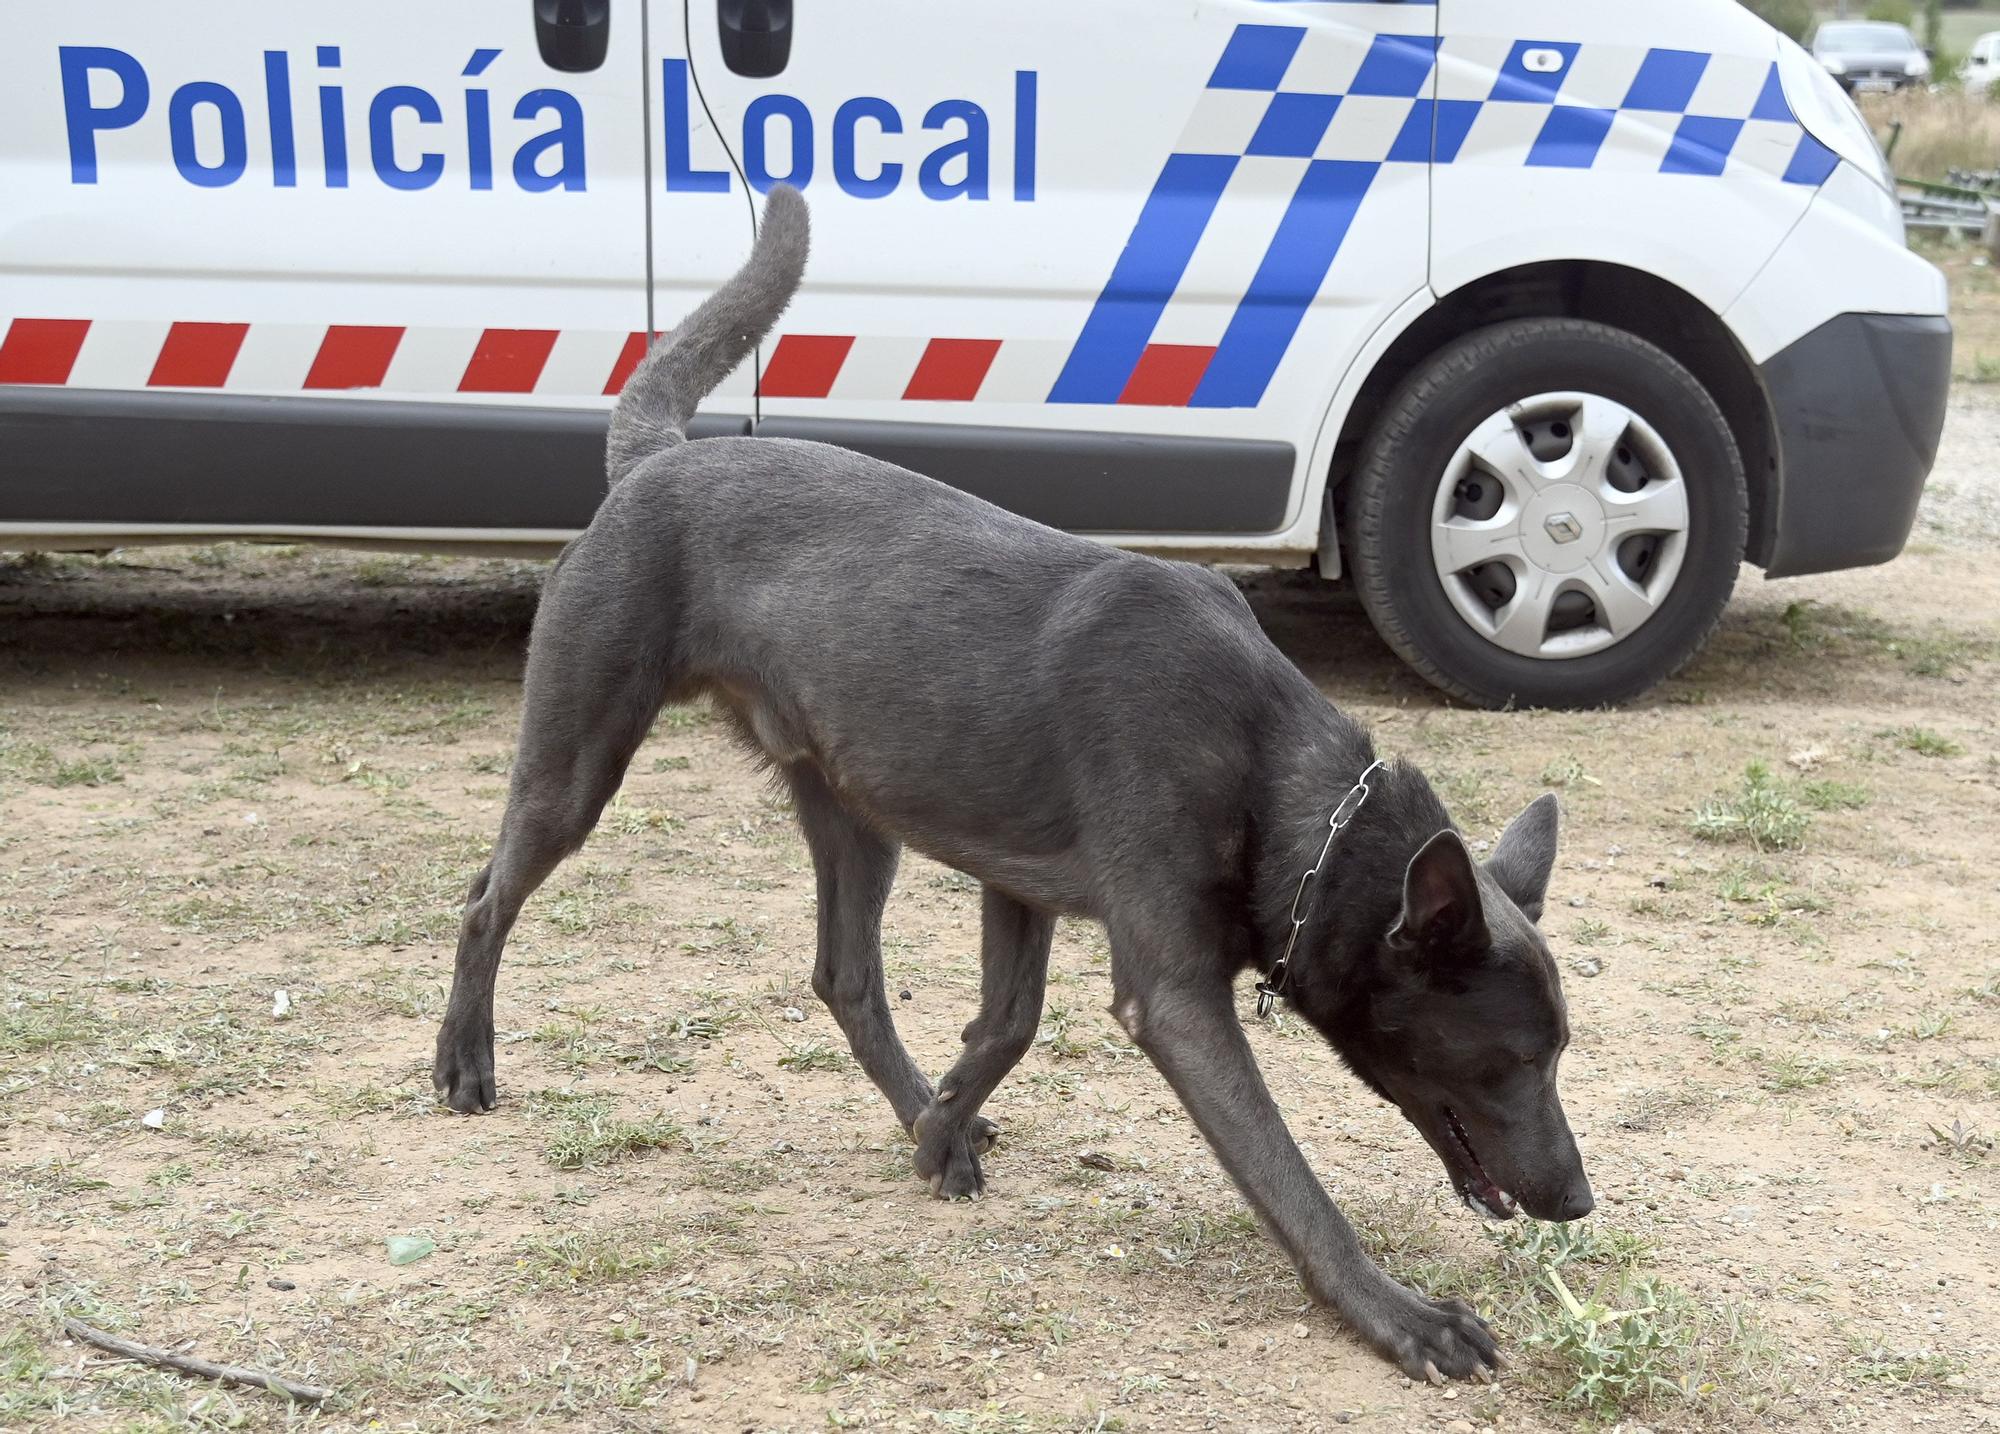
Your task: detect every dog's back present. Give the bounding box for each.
[533,171,1331,929]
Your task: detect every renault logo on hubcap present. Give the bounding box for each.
[1544,512,1584,545]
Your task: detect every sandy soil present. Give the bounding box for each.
[2,395,1998,1433]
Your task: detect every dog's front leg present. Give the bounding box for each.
[1111,961,1500,1383]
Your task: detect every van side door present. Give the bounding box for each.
[673,0,1439,546]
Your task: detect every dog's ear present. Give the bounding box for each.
[1391,830,1490,959]
[1486,793,1560,923]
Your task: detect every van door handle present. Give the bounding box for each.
[534,0,610,73]
[719,0,792,78]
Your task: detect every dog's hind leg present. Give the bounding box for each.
[787,763,937,1134]
[434,554,679,1114]
[912,887,1055,1199]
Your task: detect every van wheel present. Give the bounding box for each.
[1347,319,1747,709]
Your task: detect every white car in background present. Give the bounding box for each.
[1962,31,2000,93]
[0,0,1954,708]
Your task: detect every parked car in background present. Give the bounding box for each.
[1962,31,2000,93]
[1811,21,1931,93]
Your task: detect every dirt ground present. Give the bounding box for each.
[4,390,2000,1433]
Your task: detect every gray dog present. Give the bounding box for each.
[433,185,1593,1382]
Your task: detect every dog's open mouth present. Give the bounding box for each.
[1443,1107,1517,1221]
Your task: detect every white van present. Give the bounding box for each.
[0,1,1950,706]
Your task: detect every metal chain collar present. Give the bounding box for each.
[1256,758,1389,1020]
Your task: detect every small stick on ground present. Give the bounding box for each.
[63,1318,332,1404]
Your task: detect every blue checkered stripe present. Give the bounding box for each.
[1049,24,1437,409]
[1453,41,1838,184]
[1048,26,1842,411]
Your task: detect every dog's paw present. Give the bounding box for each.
[1350,1286,1502,1383]
[433,1017,497,1114]
[912,1105,989,1200]
[968,1114,999,1155]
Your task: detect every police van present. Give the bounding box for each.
[0,1,1951,707]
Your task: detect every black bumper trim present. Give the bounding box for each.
[0,389,1294,540]
[1757,313,1951,579]
[0,388,742,532]
[754,416,1294,535]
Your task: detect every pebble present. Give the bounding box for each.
[266,1278,296,1291]
[781,1006,805,1023]
[1570,957,1603,978]
[1446,1421,1476,1434]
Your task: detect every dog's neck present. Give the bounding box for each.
[1254,715,1453,981]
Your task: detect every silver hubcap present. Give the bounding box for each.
[1430,393,1691,660]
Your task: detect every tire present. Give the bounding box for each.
[1347,318,1748,709]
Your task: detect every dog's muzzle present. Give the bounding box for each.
[1443,1107,1518,1221]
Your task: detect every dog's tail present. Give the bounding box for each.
[605,184,809,481]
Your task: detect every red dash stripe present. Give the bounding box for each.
[148,322,249,388]
[1117,344,1216,407]
[459,328,560,393]
[304,325,404,390]
[761,334,853,399]
[903,338,1002,402]
[604,331,658,396]
[0,319,91,385]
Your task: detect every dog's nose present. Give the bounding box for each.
[1557,1177,1595,1221]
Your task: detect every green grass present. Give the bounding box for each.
[517,1228,684,1287]
[1493,1217,1655,1272]
[1037,1001,1106,1062]
[1774,600,1998,679]
[529,1091,687,1170]
[1469,1218,1772,1419]
[1797,779,1871,811]
[530,1012,617,1071]
[656,704,714,733]
[0,1324,63,1423]
[602,797,684,836]
[1889,726,1965,758]
[1846,1330,1967,1389]
[1526,1268,1708,1416]
[1571,917,1613,946]
[1692,762,1811,851]
[0,734,123,788]
[1539,756,1601,789]
[1907,1007,1955,1041]
[0,989,107,1054]
[1744,1047,1845,1092]
[775,1039,849,1073]
[1355,1199,1770,1421]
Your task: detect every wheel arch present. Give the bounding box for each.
[1328,262,1779,568]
